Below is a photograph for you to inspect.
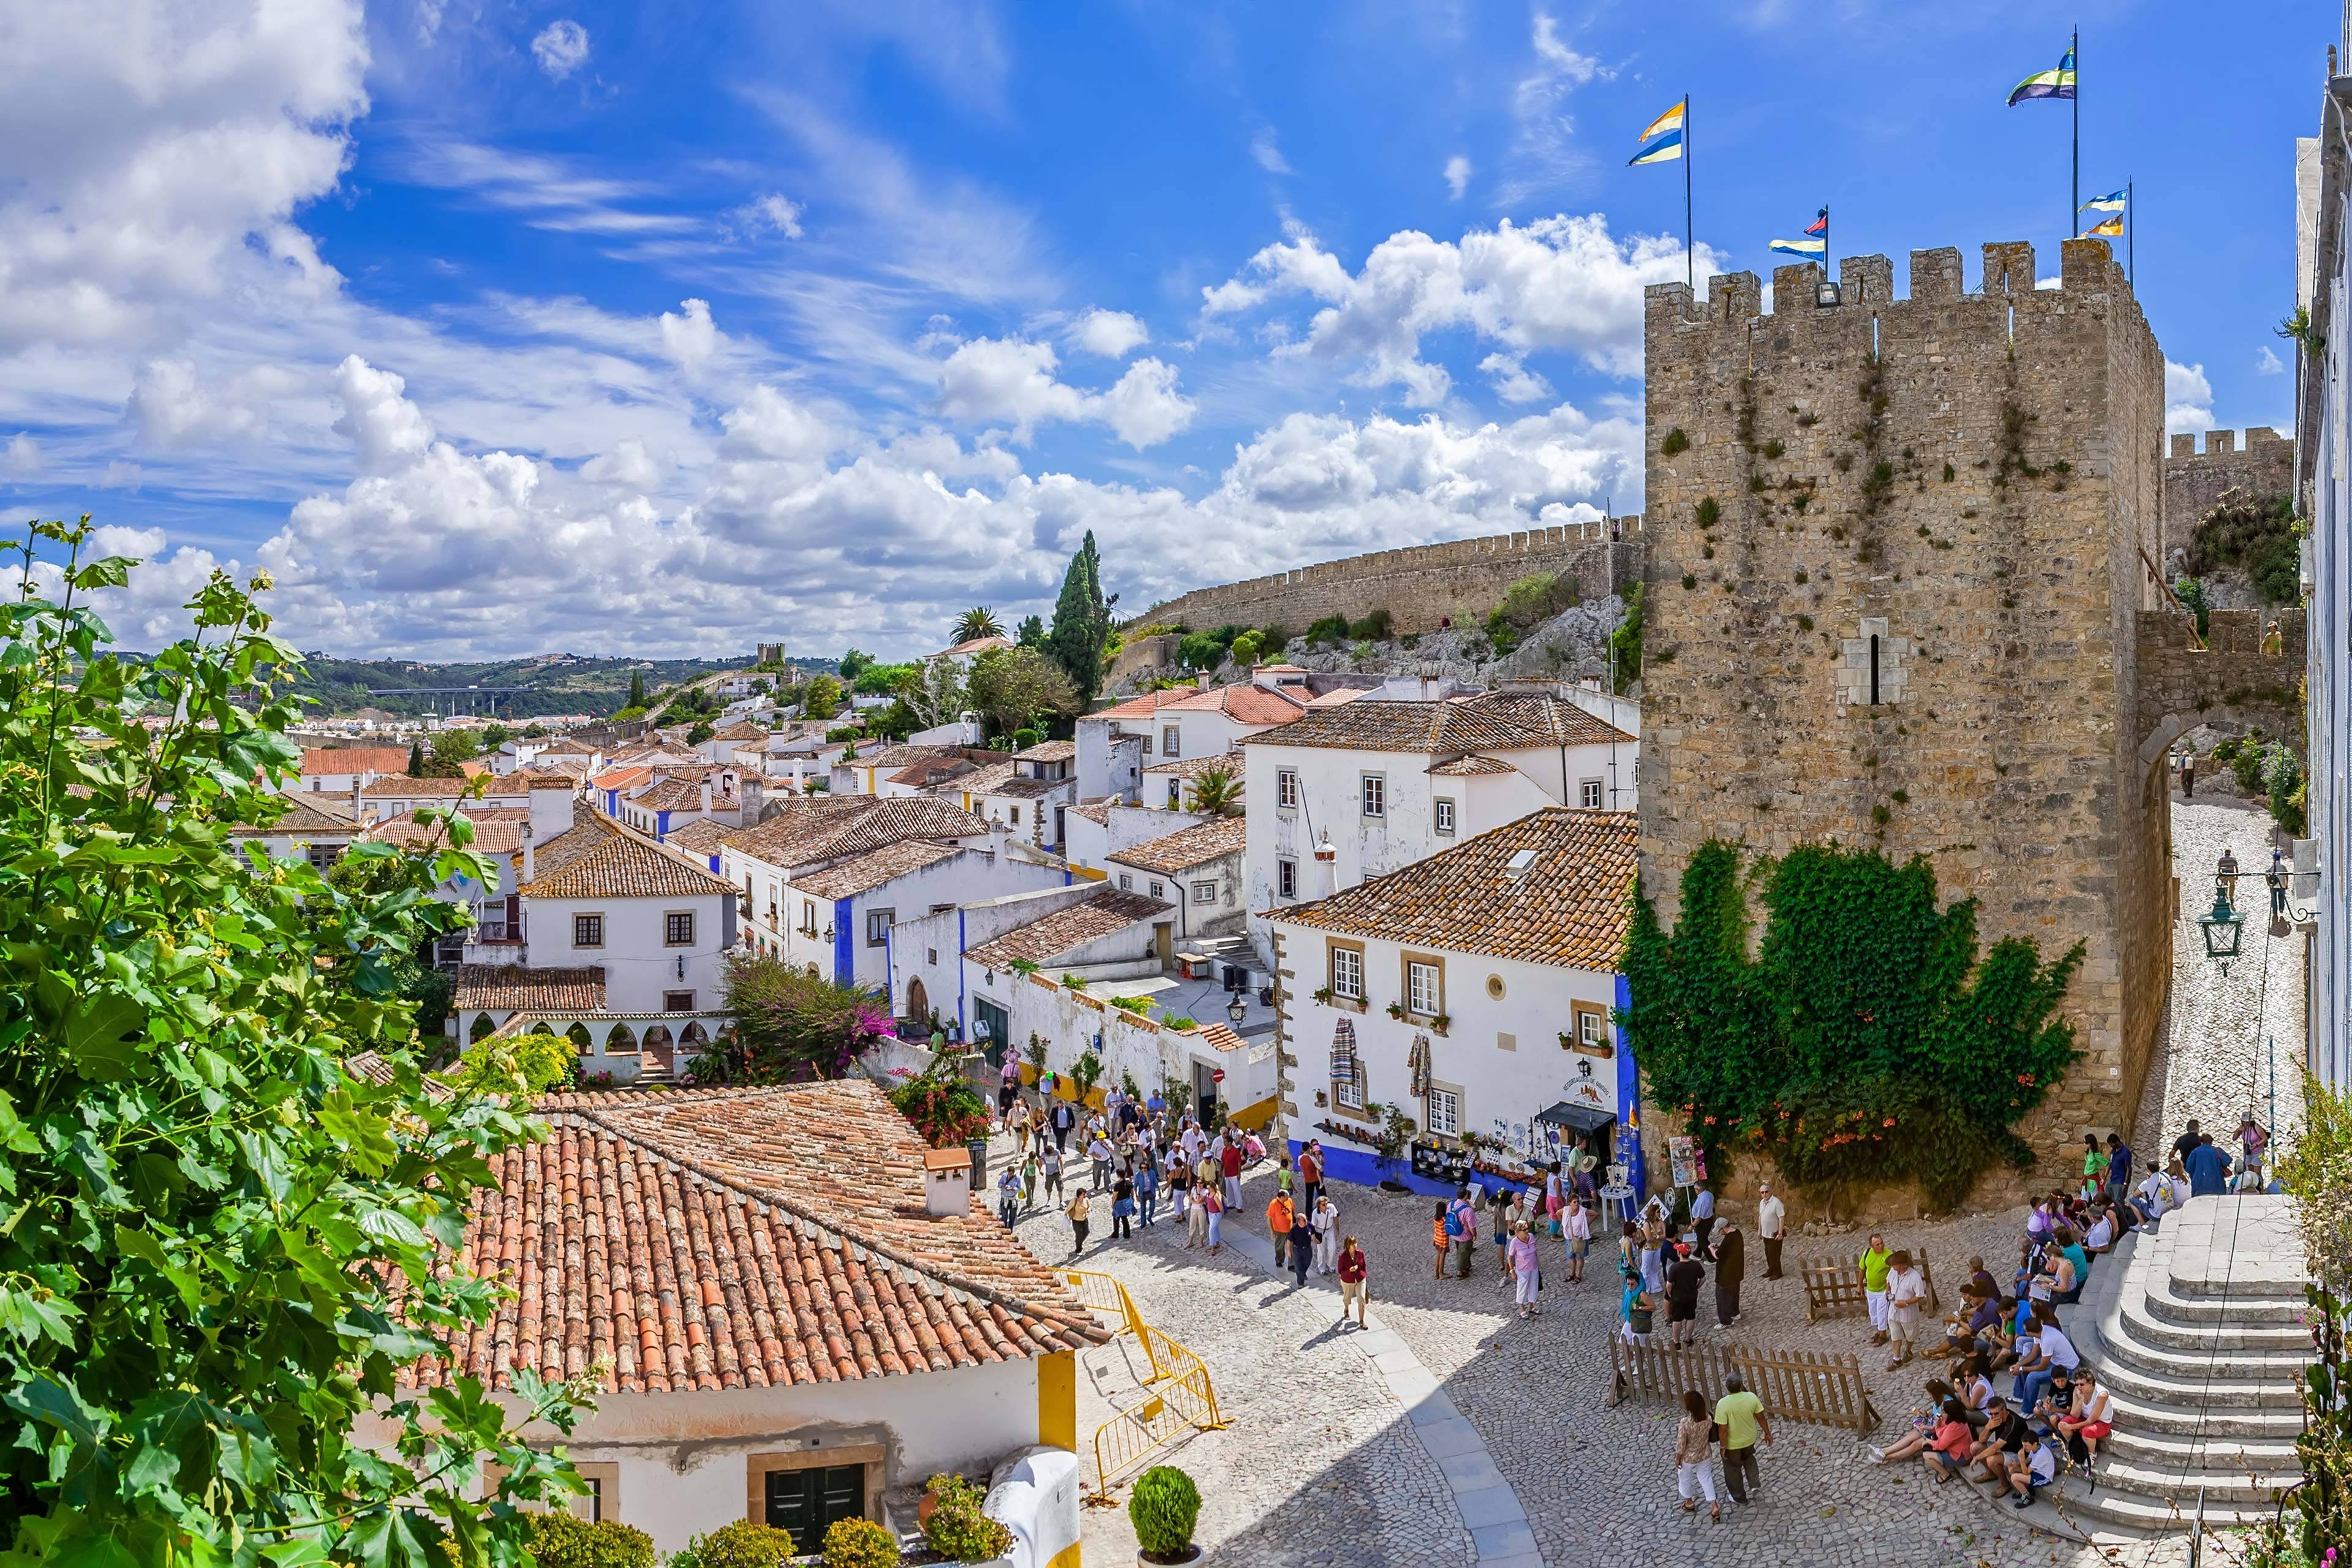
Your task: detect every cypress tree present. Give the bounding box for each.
[406,740,426,777]
[1045,531,1116,705]
[627,669,647,709]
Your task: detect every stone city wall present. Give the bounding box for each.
[2163,426,2294,562]
[2134,607,2308,753]
[1637,237,2169,1189]
[1125,521,1647,641]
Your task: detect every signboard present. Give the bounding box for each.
[1668,1135,1705,1190]
[1210,1067,1226,1083]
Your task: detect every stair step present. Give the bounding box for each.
[2103,1426,2304,1473]
[2096,1384,2310,1438]
[2119,1295,2314,1354]
[2098,1321,2316,1383]
[2051,1474,2280,1532]
[2095,1355,2305,1409]
[2084,1453,2301,1506]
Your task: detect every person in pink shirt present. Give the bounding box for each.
[1509,1221,1542,1319]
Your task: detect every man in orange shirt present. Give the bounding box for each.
[1267,1192,1295,1269]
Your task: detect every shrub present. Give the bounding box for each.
[1109,996,1153,1014]
[1227,630,1265,666]
[1491,571,1578,631]
[888,1050,993,1147]
[1694,496,1720,529]
[1164,1015,1197,1030]
[1303,614,1351,646]
[440,1025,576,1100]
[528,1513,657,1568]
[1659,427,1689,456]
[1012,726,1042,748]
[1257,624,1290,655]
[820,1517,900,1568]
[2187,492,2302,605]
[1129,1465,1203,1557]
[2264,746,2307,835]
[1176,630,1226,670]
[680,1520,797,1568]
[922,1473,1014,1563]
[1347,608,1393,641]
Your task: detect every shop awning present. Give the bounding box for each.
[1535,1101,1615,1134]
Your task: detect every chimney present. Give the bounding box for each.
[922,1148,973,1217]
[522,835,535,886]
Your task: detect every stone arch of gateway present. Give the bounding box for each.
[1635,235,2305,1186]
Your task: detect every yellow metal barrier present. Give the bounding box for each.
[1060,1269,1172,1381]
[1059,1270,1228,1497]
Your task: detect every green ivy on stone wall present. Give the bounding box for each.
[1623,840,2084,1210]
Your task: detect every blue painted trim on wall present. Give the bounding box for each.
[655,809,670,840]
[1287,1142,1535,1200]
[1616,971,1647,1197]
[832,897,854,986]
[956,909,968,1041]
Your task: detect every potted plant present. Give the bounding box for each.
[1311,986,1333,1003]
[1129,1464,1202,1566]
[1431,1012,1451,1036]
[1071,1046,1104,1103]
[921,1472,1014,1564]
[1385,1001,1405,1020]
[818,1518,897,1568]
[1365,1100,1417,1193]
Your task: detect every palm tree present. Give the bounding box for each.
[953,606,1005,644]
[1188,765,1242,816]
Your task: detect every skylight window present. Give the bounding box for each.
[1504,848,1539,876]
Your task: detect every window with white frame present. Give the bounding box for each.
[1161,725,1181,757]
[1360,774,1385,818]
[1148,880,1164,899]
[1335,1067,1365,1110]
[1406,960,1441,1016]
[1580,778,1604,810]
[1277,769,1299,809]
[865,908,894,946]
[1425,1084,1461,1138]
[1434,797,1456,835]
[1330,944,1363,1000]
[1118,873,1133,891]
[800,899,819,936]
[1190,880,1216,905]
[1277,857,1297,899]
[1580,1005,1607,1048]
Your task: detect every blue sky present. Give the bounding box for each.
[0,1,2325,658]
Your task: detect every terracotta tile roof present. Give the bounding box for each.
[404,1082,1108,1393]
[1161,681,1308,726]
[345,1050,453,1101]
[1108,815,1248,876]
[712,722,769,742]
[944,759,1017,796]
[1089,688,1191,722]
[1237,699,1560,754]
[1069,801,1112,827]
[1186,1022,1247,1054]
[726,795,990,871]
[1142,750,1244,778]
[1305,687,1370,709]
[510,767,585,789]
[797,840,965,899]
[984,775,1062,801]
[859,744,965,772]
[537,738,599,756]
[886,757,976,788]
[519,813,735,900]
[940,634,1016,657]
[1455,691,1636,747]
[1276,807,1637,968]
[301,745,409,777]
[1253,663,1308,674]
[452,963,608,1013]
[363,816,528,856]
[362,775,471,798]
[1018,741,1076,762]
[589,766,653,792]
[966,889,1172,968]
[235,794,364,835]
[664,818,737,857]
[459,760,491,779]
[634,778,714,812]
[1428,753,1518,776]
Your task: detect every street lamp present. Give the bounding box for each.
[1226,993,1248,1027]
[2198,884,2244,965]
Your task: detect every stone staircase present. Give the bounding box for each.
[2047,1196,2313,1534]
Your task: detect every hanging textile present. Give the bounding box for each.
[1408,1033,1433,1099]
[1329,1016,1358,1086]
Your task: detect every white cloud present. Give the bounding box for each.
[1479,352,1553,404]
[1203,215,1716,400]
[127,359,304,449]
[1099,359,1197,449]
[2165,360,2214,435]
[580,439,665,491]
[728,192,805,239]
[530,20,590,81]
[6,434,42,474]
[1445,155,1472,201]
[1072,309,1149,358]
[330,356,435,473]
[1506,11,1602,203]
[658,298,720,376]
[403,141,690,236]
[719,385,839,463]
[2257,344,2286,376]
[1250,130,1293,175]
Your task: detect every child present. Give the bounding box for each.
[1433,1202,1455,1281]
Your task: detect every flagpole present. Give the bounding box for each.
[2127,178,2134,288]
[1683,94,1694,293]
[2071,26,2080,252]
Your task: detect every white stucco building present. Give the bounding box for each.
[1267,807,1638,1194]
[1104,815,1249,943]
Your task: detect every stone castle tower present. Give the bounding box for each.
[1636,238,2176,1178]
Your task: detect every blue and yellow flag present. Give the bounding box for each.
[2007,45,2077,105]
[1629,101,1686,165]
[1770,208,1830,260]
[2078,187,2125,238]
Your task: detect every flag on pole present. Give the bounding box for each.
[2080,213,2124,237]
[2078,186,2126,238]
[1628,102,1686,165]
[2079,187,2127,212]
[1770,208,1830,260]
[2007,45,2077,105]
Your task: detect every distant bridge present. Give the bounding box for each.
[368,687,533,715]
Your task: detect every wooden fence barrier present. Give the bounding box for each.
[1607,1335,1879,1432]
[1798,1250,1939,1322]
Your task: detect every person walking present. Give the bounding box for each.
[1311,1194,1339,1275]
[1202,1181,1224,1254]
[1336,1235,1370,1329]
[1673,1389,1722,1522]
[2104,1132,2133,1206]
[2268,847,2290,920]
[1019,1147,1040,1210]
[1298,1141,1324,1217]
[997,1053,1021,1124]
[1454,1187,1480,1280]
[1110,1172,1134,1241]
[1065,1186,1091,1259]
[995,1165,1020,1229]
[1185,1171,1208,1248]
[1287,1201,1313,1289]
[1135,1153,1159,1227]
[1665,1243,1706,1348]
[1860,1233,1893,1346]
[1040,1144,1065,1204]
[1565,1196,1592,1281]
[1221,1137,1243,1213]
[1049,1097,1075,1152]
[1691,1185,1717,1255]
[2180,748,2195,797]
[1714,1372,1773,1506]
[1711,1219,1745,1327]
[1434,1202,1458,1281]
[1509,1221,1542,1320]
[1267,1190,1295,1272]
[1887,1249,1928,1370]
[1757,1182,1787,1280]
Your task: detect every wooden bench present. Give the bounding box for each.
[1606,1336,1879,1431]
[1798,1250,1939,1322]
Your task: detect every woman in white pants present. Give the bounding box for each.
[1673,1389,1720,1520]
[1311,1196,1340,1274]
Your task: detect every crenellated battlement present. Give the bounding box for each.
[1644,236,2135,340]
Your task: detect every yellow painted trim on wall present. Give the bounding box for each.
[1047,1542,1082,1568]
[1038,1350,1077,1451]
